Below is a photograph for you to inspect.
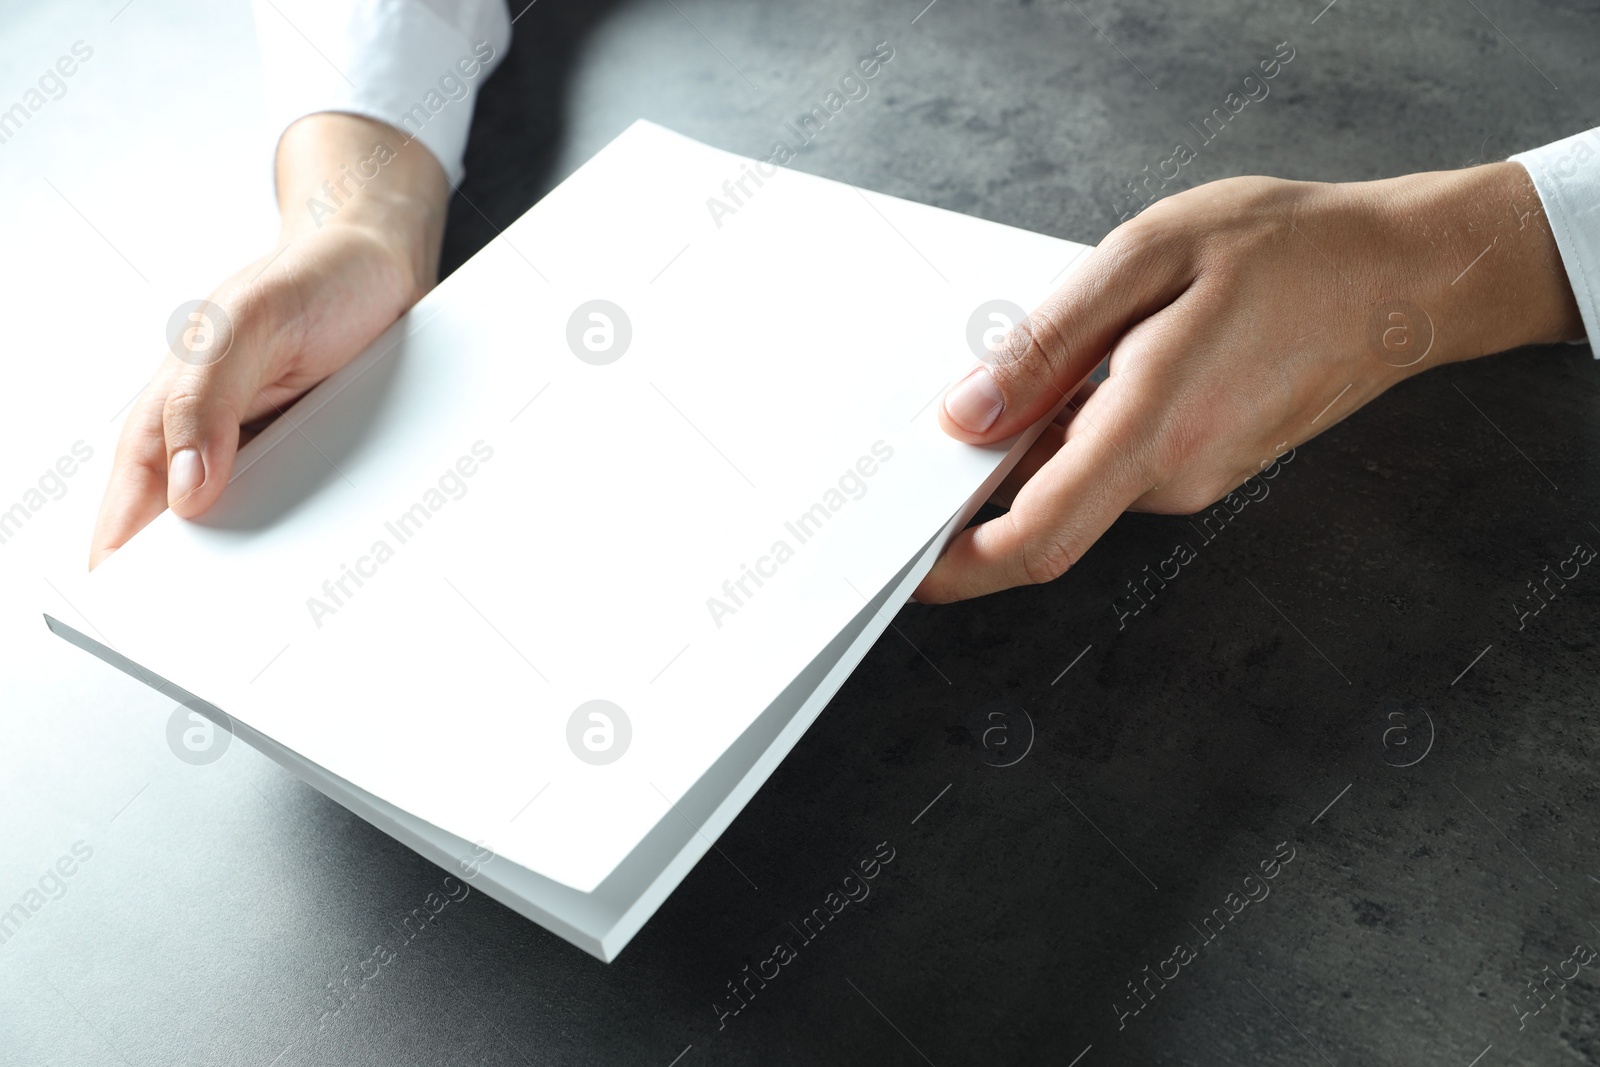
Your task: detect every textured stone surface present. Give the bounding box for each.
[439,3,1600,1063]
[12,1,1600,1065]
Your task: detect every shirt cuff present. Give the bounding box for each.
[254,0,511,186]
[1511,128,1600,353]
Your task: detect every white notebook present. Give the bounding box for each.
[47,121,1089,960]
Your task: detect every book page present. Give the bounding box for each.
[51,122,1089,892]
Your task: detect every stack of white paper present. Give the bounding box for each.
[47,121,1088,960]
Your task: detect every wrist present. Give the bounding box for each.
[274,112,449,298]
[1379,161,1581,368]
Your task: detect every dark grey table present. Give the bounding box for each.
[21,1,1600,1064]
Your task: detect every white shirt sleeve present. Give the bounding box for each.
[253,0,511,186]
[1511,128,1600,352]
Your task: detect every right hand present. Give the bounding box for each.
[917,163,1581,603]
[90,113,450,568]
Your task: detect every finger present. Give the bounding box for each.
[1054,376,1100,425]
[89,387,171,569]
[917,382,1158,602]
[938,225,1192,444]
[988,420,1066,511]
[90,307,269,568]
[159,311,267,519]
[989,377,1100,508]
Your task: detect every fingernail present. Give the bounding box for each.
[169,448,204,505]
[943,366,1004,433]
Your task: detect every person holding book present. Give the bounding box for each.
[90,0,1593,612]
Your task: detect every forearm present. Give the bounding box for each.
[1372,160,1582,368]
[274,112,451,298]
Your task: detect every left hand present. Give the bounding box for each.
[915,162,1582,603]
[90,113,448,569]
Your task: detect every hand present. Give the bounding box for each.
[90,114,450,568]
[916,162,1582,602]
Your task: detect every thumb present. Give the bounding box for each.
[160,301,262,517]
[938,228,1192,442]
